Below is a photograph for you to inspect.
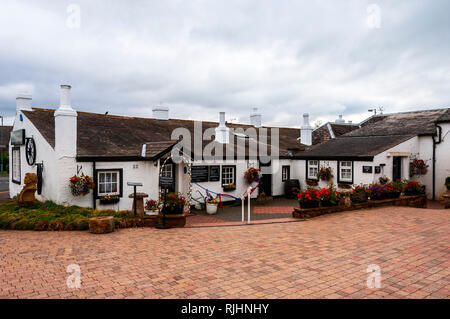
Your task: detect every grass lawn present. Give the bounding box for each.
[0,200,136,231]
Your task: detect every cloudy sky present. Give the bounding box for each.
[0,0,449,127]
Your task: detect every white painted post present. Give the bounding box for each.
[247,186,252,224]
[241,197,245,222]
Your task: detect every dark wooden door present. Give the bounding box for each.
[259,161,272,196]
[392,157,402,181]
[160,162,176,193]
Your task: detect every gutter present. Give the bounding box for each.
[432,125,442,201]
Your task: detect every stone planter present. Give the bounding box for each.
[206,203,218,215]
[89,216,115,234]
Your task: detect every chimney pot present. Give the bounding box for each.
[215,112,230,144]
[152,106,169,120]
[250,107,262,128]
[300,113,312,146]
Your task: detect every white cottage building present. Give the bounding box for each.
[9,84,450,210]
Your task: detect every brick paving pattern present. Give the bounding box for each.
[0,206,449,299]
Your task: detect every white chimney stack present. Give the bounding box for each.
[300,113,312,146]
[335,114,345,124]
[54,85,77,157]
[153,106,169,120]
[16,92,32,112]
[215,111,230,144]
[250,107,262,128]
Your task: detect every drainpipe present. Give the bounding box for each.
[93,161,97,209]
[432,125,442,201]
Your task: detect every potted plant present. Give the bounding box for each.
[378,176,389,185]
[351,185,370,203]
[69,174,95,196]
[159,192,188,215]
[205,196,219,215]
[446,177,450,191]
[368,183,387,200]
[297,189,320,208]
[145,199,158,212]
[244,167,261,184]
[223,183,236,191]
[404,181,425,196]
[99,194,120,204]
[317,167,333,182]
[409,159,428,176]
[305,179,319,187]
[318,184,340,207]
[385,181,403,198]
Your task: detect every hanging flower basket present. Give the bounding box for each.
[317,167,333,181]
[69,174,95,196]
[409,159,428,176]
[244,167,261,184]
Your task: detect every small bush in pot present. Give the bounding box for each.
[145,199,158,212]
[384,181,403,198]
[318,184,340,207]
[351,185,370,203]
[205,196,219,215]
[404,181,425,196]
[158,192,188,215]
[297,189,319,208]
[368,183,387,200]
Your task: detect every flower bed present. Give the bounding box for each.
[404,181,426,196]
[297,185,340,209]
[293,194,427,219]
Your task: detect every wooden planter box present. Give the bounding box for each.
[157,214,187,228]
[293,195,427,219]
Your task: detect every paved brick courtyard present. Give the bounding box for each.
[0,206,449,299]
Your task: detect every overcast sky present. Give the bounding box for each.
[0,0,449,127]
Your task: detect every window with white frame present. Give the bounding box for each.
[161,164,173,178]
[339,161,353,182]
[12,148,21,184]
[308,160,319,179]
[97,170,120,195]
[222,166,235,186]
[282,166,290,182]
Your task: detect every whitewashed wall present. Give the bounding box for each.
[9,111,58,202]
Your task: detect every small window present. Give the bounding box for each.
[282,166,290,182]
[12,147,21,184]
[308,160,319,180]
[222,166,235,186]
[161,164,173,178]
[97,170,121,196]
[339,161,353,183]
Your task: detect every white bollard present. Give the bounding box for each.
[241,197,245,222]
[247,186,252,224]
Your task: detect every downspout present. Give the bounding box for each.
[93,161,97,209]
[432,125,442,201]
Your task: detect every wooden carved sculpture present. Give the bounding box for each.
[18,173,38,206]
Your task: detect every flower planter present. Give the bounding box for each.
[223,186,236,192]
[299,201,319,209]
[206,203,218,215]
[161,206,184,215]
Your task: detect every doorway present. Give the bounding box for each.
[392,156,402,181]
[259,161,272,196]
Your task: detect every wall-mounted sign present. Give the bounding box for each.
[363,166,373,173]
[191,166,209,182]
[11,129,25,145]
[374,166,381,174]
[159,176,173,188]
[209,166,220,182]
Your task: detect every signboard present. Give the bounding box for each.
[191,166,209,182]
[363,166,373,173]
[209,166,220,182]
[374,166,381,174]
[159,176,173,188]
[11,129,25,145]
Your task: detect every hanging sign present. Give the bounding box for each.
[159,176,173,188]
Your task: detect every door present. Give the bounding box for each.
[392,156,402,181]
[259,161,272,196]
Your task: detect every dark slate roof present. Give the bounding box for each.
[345,109,449,137]
[299,135,414,160]
[0,126,12,150]
[437,108,450,123]
[23,108,307,160]
[311,123,360,145]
